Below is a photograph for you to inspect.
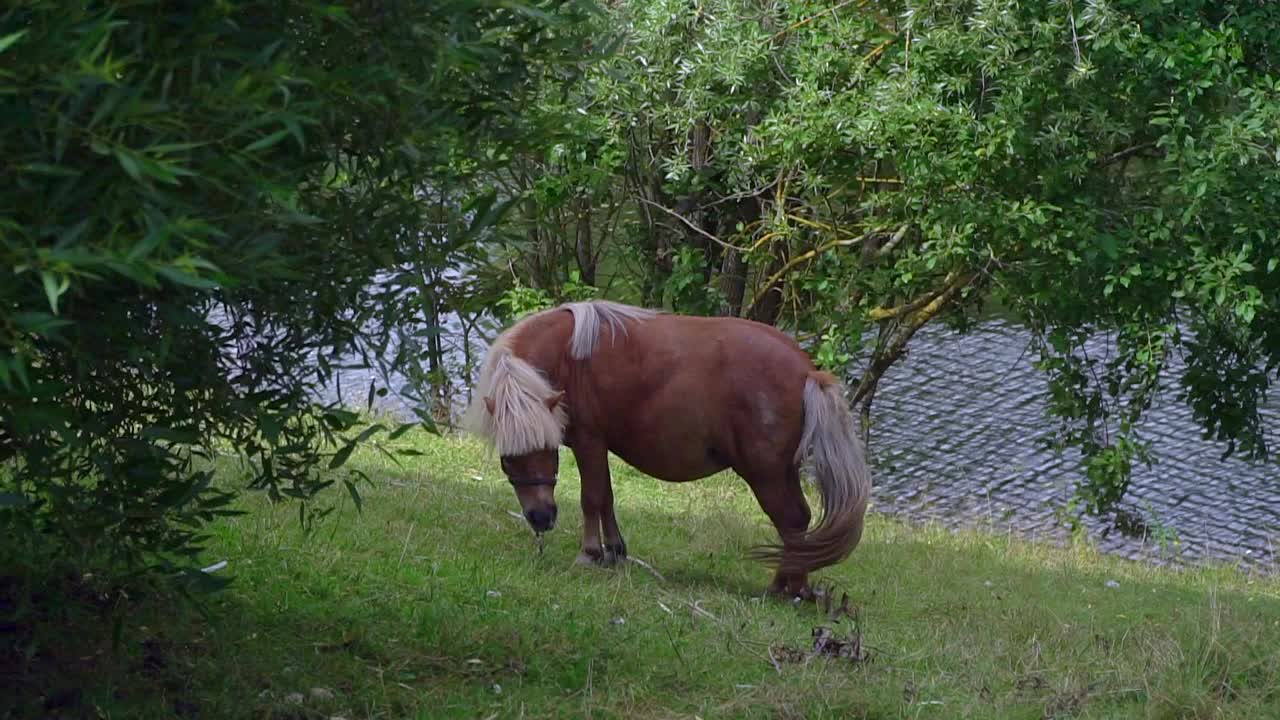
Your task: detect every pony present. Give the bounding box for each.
[461,300,871,598]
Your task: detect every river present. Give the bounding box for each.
[869,318,1278,572]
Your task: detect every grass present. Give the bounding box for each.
[5,428,1280,719]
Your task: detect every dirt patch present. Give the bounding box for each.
[1042,687,1088,719]
[1015,673,1050,695]
[772,626,871,668]
[770,583,870,668]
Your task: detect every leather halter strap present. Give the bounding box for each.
[507,476,557,488]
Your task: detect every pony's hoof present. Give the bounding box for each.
[574,550,603,567]
[574,543,627,568]
[601,542,627,567]
[766,583,816,603]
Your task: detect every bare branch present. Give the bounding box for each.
[1098,142,1157,167]
[875,224,911,259]
[636,197,750,253]
[865,269,962,321]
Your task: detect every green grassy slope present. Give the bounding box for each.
[8,431,1278,719]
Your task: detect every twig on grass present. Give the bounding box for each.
[397,522,416,568]
[766,645,783,676]
[627,556,666,582]
[688,600,719,621]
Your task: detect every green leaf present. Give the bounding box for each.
[141,426,202,444]
[0,30,28,54]
[343,478,363,512]
[20,163,80,177]
[41,272,68,314]
[128,214,169,261]
[11,358,29,390]
[114,148,142,181]
[1097,235,1119,260]
[156,266,220,290]
[329,442,357,469]
[387,422,418,440]
[244,129,291,153]
[352,423,387,444]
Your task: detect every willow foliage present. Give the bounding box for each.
[494,0,1280,512]
[0,0,597,576]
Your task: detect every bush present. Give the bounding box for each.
[0,0,596,580]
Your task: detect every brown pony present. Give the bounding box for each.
[461,300,871,597]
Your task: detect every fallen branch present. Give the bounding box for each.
[397,522,417,568]
[687,600,719,621]
[627,555,666,582]
[1099,142,1157,167]
[766,645,783,675]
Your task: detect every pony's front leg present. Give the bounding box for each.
[572,441,625,567]
[599,490,627,566]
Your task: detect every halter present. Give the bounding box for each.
[507,476,557,488]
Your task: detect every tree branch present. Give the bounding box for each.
[636,197,750,253]
[1098,142,1156,167]
[875,224,911,260]
[743,233,870,319]
[866,269,967,321]
[853,271,979,407]
[768,0,869,43]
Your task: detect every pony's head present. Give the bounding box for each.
[482,391,565,532]
[462,341,569,535]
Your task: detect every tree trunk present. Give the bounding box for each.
[523,198,554,290]
[719,195,762,316]
[748,252,786,325]
[574,196,595,286]
[719,249,746,316]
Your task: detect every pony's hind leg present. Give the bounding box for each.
[571,440,626,567]
[742,463,814,599]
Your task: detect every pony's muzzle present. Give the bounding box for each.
[526,506,557,532]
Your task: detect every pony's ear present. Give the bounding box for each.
[544,390,566,411]
[483,396,496,415]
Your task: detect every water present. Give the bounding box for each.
[868,318,1280,572]
[322,312,1280,573]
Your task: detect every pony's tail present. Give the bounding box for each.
[770,371,872,575]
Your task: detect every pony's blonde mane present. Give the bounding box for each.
[461,300,660,455]
[563,300,660,359]
[461,334,568,456]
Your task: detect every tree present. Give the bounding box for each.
[482,0,1280,514]
[0,0,598,579]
